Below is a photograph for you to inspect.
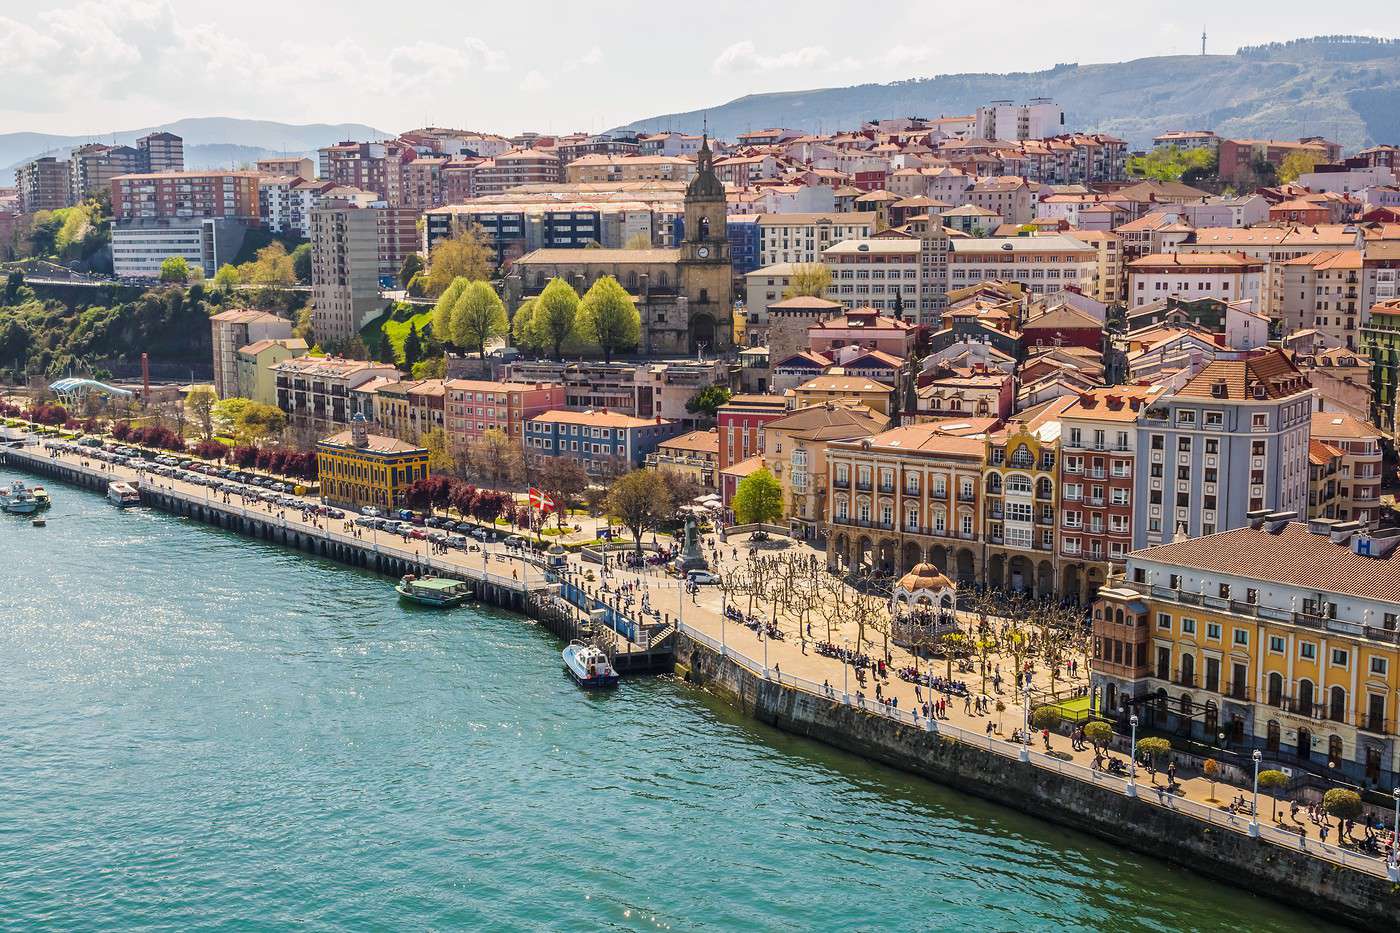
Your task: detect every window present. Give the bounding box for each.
[1157,612,1172,630]
[1269,636,1285,653]
[1370,656,1388,676]
[1205,411,1223,427]
[1206,622,1221,640]
[1233,629,1248,646]
[1300,642,1316,661]
[1331,648,1349,668]
[1181,618,1197,635]
[1252,413,1268,429]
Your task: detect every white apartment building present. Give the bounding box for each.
[948,235,1098,296]
[823,238,922,316]
[1127,252,1266,309]
[756,212,878,267]
[974,99,1064,142]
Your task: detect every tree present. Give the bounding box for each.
[733,467,782,525]
[212,397,286,444]
[511,299,547,355]
[536,456,588,529]
[1136,737,1172,782]
[1083,721,1113,752]
[212,264,241,292]
[402,323,422,370]
[424,225,493,297]
[1126,145,1216,183]
[623,232,653,250]
[1202,758,1221,802]
[398,253,423,288]
[241,242,296,288]
[419,427,455,473]
[685,384,731,419]
[412,356,446,380]
[160,256,192,283]
[1258,770,1289,821]
[291,243,313,284]
[607,470,667,558]
[431,277,470,346]
[186,385,218,441]
[1030,705,1062,732]
[1279,150,1320,184]
[1322,788,1363,840]
[533,278,581,360]
[450,279,509,359]
[577,275,640,362]
[782,263,833,299]
[469,428,523,489]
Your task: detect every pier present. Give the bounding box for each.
[1,443,673,673]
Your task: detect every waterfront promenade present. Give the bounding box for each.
[10,441,1399,897]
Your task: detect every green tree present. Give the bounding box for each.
[424,224,493,297]
[733,467,782,525]
[623,232,653,250]
[1136,737,1172,782]
[160,256,192,283]
[212,397,286,444]
[1126,145,1216,183]
[450,279,509,359]
[419,427,455,473]
[534,277,581,360]
[1279,150,1320,184]
[1083,720,1113,751]
[212,264,241,292]
[607,469,667,558]
[1258,769,1289,821]
[412,356,446,380]
[577,275,640,362]
[402,323,423,370]
[510,298,546,355]
[1030,706,1062,732]
[1322,788,1363,839]
[431,277,471,346]
[186,385,218,440]
[685,384,731,419]
[291,243,313,284]
[782,263,833,299]
[399,253,424,288]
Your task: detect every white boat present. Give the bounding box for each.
[1,480,38,514]
[562,639,619,689]
[107,481,141,507]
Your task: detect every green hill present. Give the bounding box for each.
[616,36,1400,150]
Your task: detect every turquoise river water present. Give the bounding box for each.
[0,469,1346,931]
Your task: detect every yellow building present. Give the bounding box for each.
[788,375,895,416]
[1094,517,1400,787]
[647,428,720,489]
[316,415,429,511]
[235,337,307,406]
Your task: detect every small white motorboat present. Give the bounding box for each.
[563,639,619,689]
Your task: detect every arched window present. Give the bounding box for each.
[1204,701,1218,736]
[1297,679,1314,713]
[535,271,546,289]
[985,473,1002,494]
[627,271,638,290]
[658,271,669,288]
[1267,672,1284,706]
[699,288,709,303]
[1009,445,1034,468]
[1328,734,1343,767]
[1114,608,1124,626]
[1266,720,1280,751]
[1036,477,1053,500]
[1180,653,1195,686]
[1330,686,1347,723]
[699,217,710,239]
[1179,693,1193,714]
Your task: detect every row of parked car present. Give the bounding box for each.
[45,439,346,519]
[352,509,500,550]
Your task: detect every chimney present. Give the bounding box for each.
[1246,508,1272,530]
[1330,519,1361,546]
[1263,510,1296,534]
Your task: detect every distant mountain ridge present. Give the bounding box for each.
[1,117,393,176]
[615,36,1400,150]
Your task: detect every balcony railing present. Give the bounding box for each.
[1224,682,1251,701]
[1172,670,1196,688]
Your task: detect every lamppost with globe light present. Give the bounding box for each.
[1019,683,1030,762]
[1391,787,1400,869]
[1260,750,1271,834]
[1127,713,1139,797]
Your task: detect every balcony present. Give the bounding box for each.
[1362,713,1388,735]
[833,477,849,489]
[1224,682,1251,702]
[1172,670,1196,689]
[855,480,872,492]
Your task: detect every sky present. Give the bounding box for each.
[2,0,1400,137]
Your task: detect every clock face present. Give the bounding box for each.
[696,246,710,258]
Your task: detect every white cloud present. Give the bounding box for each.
[711,40,829,75]
[520,70,552,93]
[0,0,510,120]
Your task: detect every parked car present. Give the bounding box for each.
[687,570,719,585]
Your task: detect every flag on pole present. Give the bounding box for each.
[528,487,544,510]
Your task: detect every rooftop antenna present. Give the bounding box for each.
[1201,27,1207,56]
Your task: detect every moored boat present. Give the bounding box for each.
[395,575,470,607]
[562,639,619,689]
[31,486,51,509]
[1,480,38,514]
[107,481,141,508]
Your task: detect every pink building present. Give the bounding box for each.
[445,379,565,444]
[807,308,918,359]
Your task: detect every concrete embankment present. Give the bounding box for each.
[673,631,1400,931]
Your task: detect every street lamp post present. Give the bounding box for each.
[1127,713,1139,797]
[1250,749,1262,837]
[1019,684,1030,762]
[1391,787,1400,870]
[843,639,849,703]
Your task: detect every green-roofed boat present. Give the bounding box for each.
[395,574,470,607]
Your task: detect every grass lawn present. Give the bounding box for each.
[1047,695,1095,721]
[361,305,432,364]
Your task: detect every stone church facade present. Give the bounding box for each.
[506,138,733,355]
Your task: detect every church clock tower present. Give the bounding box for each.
[679,135,733,352]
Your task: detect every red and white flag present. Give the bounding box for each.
[528,487,544,509]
